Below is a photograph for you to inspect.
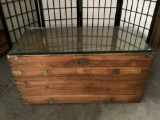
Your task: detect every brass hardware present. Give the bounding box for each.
[109,97,114,103]
[135,96,143,103]
[17,85,25,90]
[75,59,87,66]
[141,68,150,74]
[7,55,18,61]
[22,100,29,105]
[145,53,154,58]
[12,71,22,76]
[112,69,120,75]
[23,85,26,90]
[43,70,52,76]
[48,98,55,104]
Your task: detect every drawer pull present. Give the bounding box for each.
[112,69,120,75]
[43,70,52,76]
[75,59,87,66]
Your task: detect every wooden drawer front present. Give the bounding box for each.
[15,76,145,104]
[20,95,142,104]
[11,67,150,76]
[9,54,153,70]
[15,76,148,83]
[17,80,146,95]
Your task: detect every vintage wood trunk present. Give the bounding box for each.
[8,27,154,104]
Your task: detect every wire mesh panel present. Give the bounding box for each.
[82,0,117,51]
[0,0,159,48]
[82,0,117,27]
[120,0,157,42]
[0,0,39,44]
[41,0,77,27]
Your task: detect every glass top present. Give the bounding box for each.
[9,27,153,55]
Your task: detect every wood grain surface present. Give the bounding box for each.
[8,53,153,104]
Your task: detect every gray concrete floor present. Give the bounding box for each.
[0,48,160,120]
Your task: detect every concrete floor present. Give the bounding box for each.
[0,48,160,120]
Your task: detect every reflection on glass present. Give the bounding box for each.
[9,27,153,55]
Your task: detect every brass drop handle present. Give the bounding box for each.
[75,59,87,66]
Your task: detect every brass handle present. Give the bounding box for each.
[75,59,87,66]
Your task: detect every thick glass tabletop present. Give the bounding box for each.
[9,27,153,55]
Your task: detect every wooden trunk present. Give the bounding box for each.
[8,53,153,104]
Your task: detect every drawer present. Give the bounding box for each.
[20,94,143,104]
[15,75,148,82]
[9,54,153,71]
[17,76,146,104]
[16,76,146,96]
[11,67,150,76]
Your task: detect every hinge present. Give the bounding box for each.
[145,53,154,59]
